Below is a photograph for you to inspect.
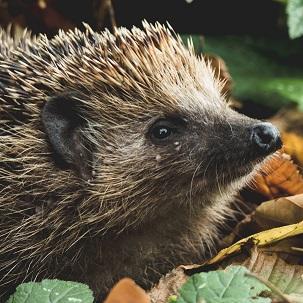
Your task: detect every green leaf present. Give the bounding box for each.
[7,279,94,303]
[287,0,303,39]
[175,266,271,303]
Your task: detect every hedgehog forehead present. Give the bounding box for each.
[83,54,224,124]
[83,40,223,119]
[87,81,225,129]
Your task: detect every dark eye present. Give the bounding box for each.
[152,125,172,139]
[149,118,183,144]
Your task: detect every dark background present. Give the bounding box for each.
[114,0,283,35]
[0,0,285,36]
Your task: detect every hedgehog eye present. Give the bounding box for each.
[149,119,178,143]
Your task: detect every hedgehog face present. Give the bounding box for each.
[139,102,282,197]
[41,82,281,213]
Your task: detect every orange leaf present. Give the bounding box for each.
[252,151,303,199]
[104,278,150,303]
[282,132,303,166]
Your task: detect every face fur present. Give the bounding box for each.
[84,96,281,211]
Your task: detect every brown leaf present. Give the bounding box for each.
[222,194,303,246]
[221,246,303,297]
[270,108,303,167]
[255,194,303,229]
[252,152,303,199]
[282,132,303,168]
[104,278,150,303]
[270,107,303,136]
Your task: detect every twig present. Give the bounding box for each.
[291,246,303,252]
[107,0,117,29]
[95,0,117,31]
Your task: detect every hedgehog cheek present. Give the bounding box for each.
[42,94,93,181]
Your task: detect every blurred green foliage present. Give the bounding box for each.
[185,35,303,110]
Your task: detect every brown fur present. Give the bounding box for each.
[0,22,276,301]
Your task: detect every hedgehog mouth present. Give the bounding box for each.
[192,155,266,185]
[189,143,282,190]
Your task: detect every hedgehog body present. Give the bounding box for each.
[0,23,280,300]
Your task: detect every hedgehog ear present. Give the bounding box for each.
[42,94,93,180]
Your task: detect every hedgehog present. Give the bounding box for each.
[0,22,281,301]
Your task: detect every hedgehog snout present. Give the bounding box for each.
[250,122,282,155]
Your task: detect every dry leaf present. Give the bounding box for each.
[201,220,303,267]
[104,278,150,303]
[255,194,303,229]
[224,245,303,275]
[282,132,303,167]
[256,235,303,255]
[222,246,303,298]
[148,268,188,303]
[252,152,303,199]
[270,107,303,136]
[270,108,303,166]
[222,194,303,247]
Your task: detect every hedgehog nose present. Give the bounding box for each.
[251,122,282,153]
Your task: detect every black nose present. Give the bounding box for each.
[251,123,282,153]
